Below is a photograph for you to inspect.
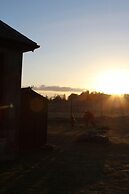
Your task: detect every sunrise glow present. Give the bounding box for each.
[95,69,129,95]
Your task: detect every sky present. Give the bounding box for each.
[1,0,129,96]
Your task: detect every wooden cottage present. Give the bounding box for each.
[0,20,47,154]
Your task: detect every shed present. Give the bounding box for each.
[0,20,40,154]
[20,87,48,150]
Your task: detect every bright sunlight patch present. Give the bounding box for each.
[95,69,129,95]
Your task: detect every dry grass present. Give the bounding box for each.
[0,117,129,194]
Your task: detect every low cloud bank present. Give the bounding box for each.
[33,85,84,92]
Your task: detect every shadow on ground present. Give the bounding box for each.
[0,118,129,194]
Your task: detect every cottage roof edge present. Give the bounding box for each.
[0,20,40,52]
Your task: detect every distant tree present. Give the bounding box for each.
[62,94,66,101]
[68,93,79,102]
[52,95,61,102]
[79,90,89,101]
[45,95,49,100]
[51,94,67,103]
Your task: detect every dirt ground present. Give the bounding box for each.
[0,116,129,194]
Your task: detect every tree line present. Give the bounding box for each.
[47,91,129,116]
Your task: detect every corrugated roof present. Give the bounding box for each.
[0,20,40,52]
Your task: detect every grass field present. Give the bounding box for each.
[0,116,129,194]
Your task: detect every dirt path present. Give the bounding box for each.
[0,118,129,194]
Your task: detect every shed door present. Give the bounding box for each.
[0,52,4,104]
[0,53,4,136]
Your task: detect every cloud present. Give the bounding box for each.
[33,85,84,92]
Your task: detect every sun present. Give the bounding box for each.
[95,69,129,95]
